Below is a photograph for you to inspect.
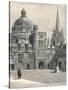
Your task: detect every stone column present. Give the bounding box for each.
[33,25,38,69]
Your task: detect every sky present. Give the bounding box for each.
[10,2,66,41]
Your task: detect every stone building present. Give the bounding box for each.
[49,9,66,71]
[9,8,66,71]
[48,42,66,71]
[51,9,64,46]
[9,9,49,70]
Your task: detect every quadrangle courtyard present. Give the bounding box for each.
[10,69,66,88]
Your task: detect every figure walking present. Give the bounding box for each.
[17,69,22,79]
[54,58,59,73]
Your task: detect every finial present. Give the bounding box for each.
[21,8,26,17]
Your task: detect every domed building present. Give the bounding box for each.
[10,8,49,71]
[12,9,33,33]
[10,8,37,70]
[9,8,66,72]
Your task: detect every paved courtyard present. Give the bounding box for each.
[10,69,66,88]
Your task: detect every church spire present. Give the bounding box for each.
[55,8,59,31]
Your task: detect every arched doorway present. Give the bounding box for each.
[27,64,30,69]
[39,61,44,69]
[59,61,61,70]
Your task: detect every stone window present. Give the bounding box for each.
[15,38,19,44]
[18,54,24,62]
[11,64,15,70]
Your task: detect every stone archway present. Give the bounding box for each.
[59,61,61,70]
[27,63,30,69]
[39,61,45,69]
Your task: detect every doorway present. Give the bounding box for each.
[59,61,61,70]
[27,64,30,69]
[39,61,44,69]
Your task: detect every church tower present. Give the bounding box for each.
[51,8,60,46]
[55,8,59,32]
[51,8,64,47]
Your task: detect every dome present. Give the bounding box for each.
[12,8,33,31]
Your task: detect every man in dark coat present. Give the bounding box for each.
[17,69,22,79]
